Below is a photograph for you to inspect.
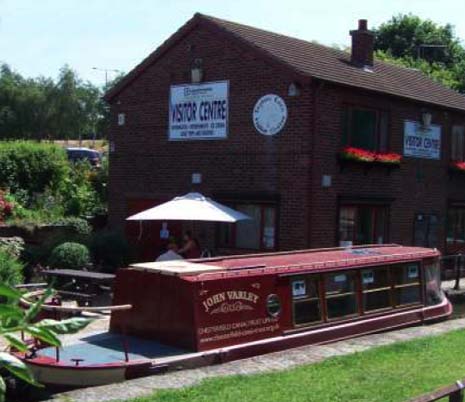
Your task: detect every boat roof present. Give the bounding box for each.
[130,244,439,281]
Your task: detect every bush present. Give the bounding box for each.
[0,141,70,201]
[48,242,90,270]
[90,231,130,273]
[0,250,23,286]
[0,236,25,259]
[51,216,92,235]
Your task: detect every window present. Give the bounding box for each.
[325,271,358,319]
[339,205,388,246]
[218,203,277,250]
[414,213,439,248]
[292,276,322,325]
[451,125,465,161]
[447,207,465,246]
[361,267,391,312]
[424,261,444,306]
[343,107,389,152]
[393,263,421,306]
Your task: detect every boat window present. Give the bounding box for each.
[325,271,358,319]
[424,260,444,306]
[393,263,421,306]
[361,267,392,312]
[292,277,322,325]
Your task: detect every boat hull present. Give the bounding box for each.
[20,298,452,387]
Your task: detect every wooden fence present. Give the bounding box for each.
[409,379,465,401]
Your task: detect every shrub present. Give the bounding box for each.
[90,231,130,273]
[48,242,90,270]
[0,236,25,259]
[0,141,70,201]
[0,250,23,286]
[51,216,92,235]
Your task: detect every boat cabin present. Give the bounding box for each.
[110,244,450,352]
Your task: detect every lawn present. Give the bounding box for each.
[123,328,465,402]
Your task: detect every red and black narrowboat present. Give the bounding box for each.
[19,244,452,387]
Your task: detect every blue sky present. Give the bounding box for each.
[1,0,464,86]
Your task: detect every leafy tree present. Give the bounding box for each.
[0,284,91,401]
[0,63,118,140]
[373,14,465,92]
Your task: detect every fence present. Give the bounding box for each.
[409,379,465,401]
[440,254,465,290]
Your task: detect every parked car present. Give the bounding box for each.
[66,147,102,167]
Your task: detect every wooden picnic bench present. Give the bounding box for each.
[42,269,115,307]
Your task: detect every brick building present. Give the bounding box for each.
[105,14,465,260]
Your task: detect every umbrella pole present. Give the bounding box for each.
[138,220,144,241]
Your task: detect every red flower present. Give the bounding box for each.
[375,152,402,164]
[340,147,376,162]
[451,161,465,171]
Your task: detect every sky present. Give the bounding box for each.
[1,0,465,87]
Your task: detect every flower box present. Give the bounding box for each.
[450,161,465,172]
[338,147,401,174]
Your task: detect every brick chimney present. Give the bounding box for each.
[350,19,375,67]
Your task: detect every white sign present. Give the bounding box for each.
[362,271,374,284]
[292,280,306,297]
[253,94,287,136]
[169,81,228,140]
[403,120,441,160]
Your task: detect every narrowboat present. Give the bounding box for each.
[18,244,452,387]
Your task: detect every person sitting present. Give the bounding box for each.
[156,242,183,262]
[178,231,201,259]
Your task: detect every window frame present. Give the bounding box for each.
[216,202,278,251]
[343,105,390,152]
[446,206,465,247]
[338,203,390,246]
[360,267,393,314]
[291,275,324,327]
[324,270,359,321]
[289,261,424,330]
[392,262,422,308]
[451,125,465,162]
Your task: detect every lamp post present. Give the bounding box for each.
[92,67,122,87]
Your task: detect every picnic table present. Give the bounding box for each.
[42,269,115,307]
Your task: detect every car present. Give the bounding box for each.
[66,147,102,167]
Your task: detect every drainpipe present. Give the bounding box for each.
[307,80,325,248]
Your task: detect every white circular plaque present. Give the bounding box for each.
[253,94,288,136]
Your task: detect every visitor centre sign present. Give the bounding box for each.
[168,81,229,140]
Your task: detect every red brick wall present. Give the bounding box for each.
[107,22,465,256]
[108,23,312,252]
[310,82,465,252]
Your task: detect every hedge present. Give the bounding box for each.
[0,141,69,199]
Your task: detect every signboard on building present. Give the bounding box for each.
[253,94,288,136]
[168,81,229,140]
[403,120,441,160]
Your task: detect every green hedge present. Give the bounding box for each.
[0,141,69,199]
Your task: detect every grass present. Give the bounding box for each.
[123,328,465,402]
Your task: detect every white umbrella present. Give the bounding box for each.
[126,192,251,222]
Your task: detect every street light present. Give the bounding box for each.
[92,67,122,86]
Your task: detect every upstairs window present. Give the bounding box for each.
[343,107,389,152]
[451,125,465,162]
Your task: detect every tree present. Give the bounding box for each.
[374,14,465,92]
[0,283,91,401]
[0,63,116,140]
